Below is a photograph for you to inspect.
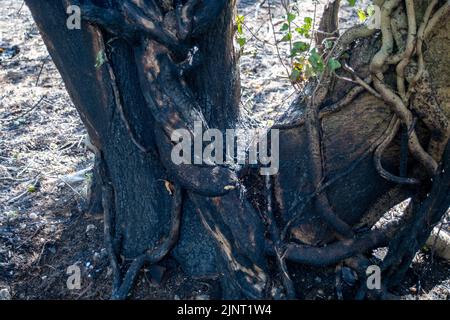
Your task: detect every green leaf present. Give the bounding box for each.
[287,12,296,23]
[281,23,289,32]
[328,58,342,71]
[348,0,356,6]
[95,50,106,69]
[236,15,245,24]
[295,17,313,38]
[237,37,246,47]
[280,32,292,42]
[308,48,324,73]
[304,17,312,25]
[294,41,309,51]
[236,15,245,34]
[295,27,309,38]
[357,9,367,22]
[28,185,36,193]
[237,24,243,34]
[290,41,309,56]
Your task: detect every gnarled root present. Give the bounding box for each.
[104,180,183,300]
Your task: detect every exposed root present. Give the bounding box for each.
[281,222,390,267]
[373,77,438,176]
[370,0,401,78]
[344,255,371,299]
[103,39,153,154]
[406,0,438,98]
[279,184,420,267]
[374,116,419,185]
[109,183,183,300]
[264,176,295,299]
[423,0,450,40]
[193,192,269,299]
[102,183,121,292]
[395,0,416,102]
[340,64,380,99]
[272,82,367,130]
[283,114,402,240]
[305,89,354,239]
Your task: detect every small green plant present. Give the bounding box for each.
[237,1,355,86]
[236,15,246,48]
[356,5,375,23]
[286,14,339,83]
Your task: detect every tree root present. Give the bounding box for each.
[305,89,354,239]
[395,0,416,102]
[372,78,437,176]
[283,113,403,240]
[406,0,438,98]
[264,176,295,299]
[102,183,121,292]
[374,116,419,185]
[272,82,366,130]
[103,39,153,154]
[192,192,269,299]
[104,181,183,300]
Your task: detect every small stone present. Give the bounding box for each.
[409,286,417,294]
[0,288,11,300]
[85,224,96,234]
[195,294,210,300]
[314,276,322,283]
[29,212,38,220]
[174,295,181,300]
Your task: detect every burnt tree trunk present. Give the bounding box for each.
[25,0,450,299]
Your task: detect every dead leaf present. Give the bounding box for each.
[164,180,174,195]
